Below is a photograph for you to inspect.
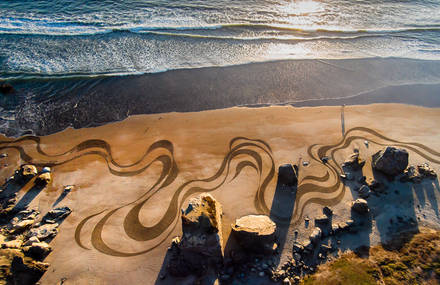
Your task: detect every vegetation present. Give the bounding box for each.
[302,228,440,285]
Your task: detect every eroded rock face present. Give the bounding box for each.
[372,147,408,177]
[168,193,223,277]
[278,164,298,187]
[231,215,277,254]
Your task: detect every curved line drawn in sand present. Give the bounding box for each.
[292,126,440,225]
[1,127,439,257]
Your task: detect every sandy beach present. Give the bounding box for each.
[0,103,438,284]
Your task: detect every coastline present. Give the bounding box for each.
[2,57,440,137]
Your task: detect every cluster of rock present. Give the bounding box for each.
[0,163,71,285]
[165,193,279,282]
[401,163,437,183]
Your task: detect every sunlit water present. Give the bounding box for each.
[1,0,439,78]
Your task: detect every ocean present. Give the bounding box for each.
[1,0,440,79]
[0,0,440,136]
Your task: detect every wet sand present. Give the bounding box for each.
[0,103,439,284]
[3,58,440,137]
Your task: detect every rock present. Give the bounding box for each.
[293,276,300,284]
[0,153,8,158]
[302,161,309,167]
[303,240,314,252]
[232,214,277,254]
[2,239,23,249]
[358,185,371,199]
[41,167,51,173]
[20,165,38,179]
[342,153,365,170]
[401,163,437,183]
[309,227,322,244]
[23,236,40,247]
[314,215,330,225]
[258,271,265,277]
[278,164,298,187]
[35,172,51,186]
[0,83,14,94]
[321,156,330,164]
[367,179,383,191]
[283,277,291,284]
[10,219,34,234]
[352,199,369,214]
[292,242,304,253]
[42,207,71,224]
[372,146,409,177]
[23,242,52,261]
[417,163,437,179]
[29,224,58,241]
[323,206,333,217]
[337,222,350,232]
[168,193,223,277]
[10,255,49,285]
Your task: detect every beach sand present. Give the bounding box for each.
[0,103,439,284]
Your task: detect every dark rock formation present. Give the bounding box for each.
[232,214,277,254]
[351,199,369,214]
[168,193,223,277]
[372,146,409,177]
[0,83,14,95]
[278,164,298,187]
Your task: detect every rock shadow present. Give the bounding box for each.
[369,168,419,245]
[12,184,45,214]
[269,176,297,266]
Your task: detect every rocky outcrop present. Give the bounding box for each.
[168,193,223,277]
[0,165,71,285]
[401,163,437,183]
[232,215,277,254]
[278,164,298,187]
[352,199,369,214]
[372,147,408,177]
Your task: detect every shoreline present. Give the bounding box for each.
[1,57,440,137]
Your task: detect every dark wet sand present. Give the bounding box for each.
[4,57,440,136]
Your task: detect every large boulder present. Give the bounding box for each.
[41,207,71,224]
[278,164,298,187]
[231,215,277,254]
[168,193,223,277]
[372,147,408,177]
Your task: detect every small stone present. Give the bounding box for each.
[358,185,371,199]
[259,271,265,277]
[36,172,52,185]
[352,199,369,214]
[309,227,322,244]
[283,277,291,284]
[41,167,51,173]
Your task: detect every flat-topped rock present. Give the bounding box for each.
[232,215,277,254]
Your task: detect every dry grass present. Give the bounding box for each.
[302,228,440,285]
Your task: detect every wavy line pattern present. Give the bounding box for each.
[1,126,439,257]
[293,127,440,224]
